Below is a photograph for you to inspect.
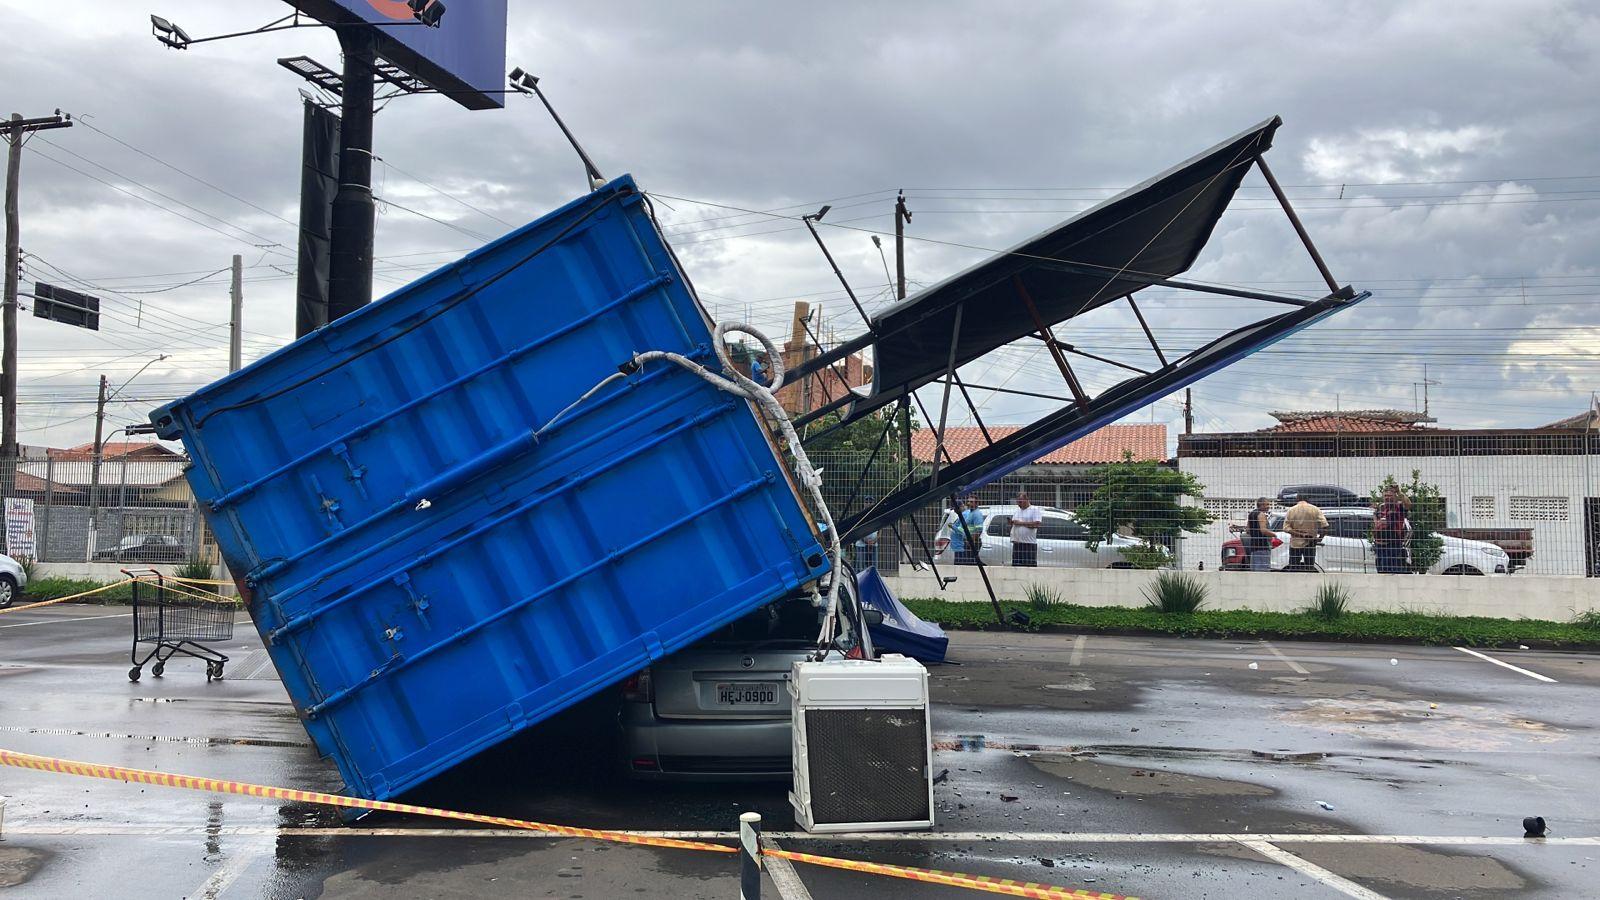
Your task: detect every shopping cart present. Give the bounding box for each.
[125,569,234,682]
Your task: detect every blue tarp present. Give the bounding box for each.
[856,567,948,664]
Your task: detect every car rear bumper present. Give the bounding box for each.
[620,703,791,781]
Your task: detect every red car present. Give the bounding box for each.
[1220,532,1284,570]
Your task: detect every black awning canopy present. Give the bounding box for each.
[773,115,1368,547]
[858,116,1281,416]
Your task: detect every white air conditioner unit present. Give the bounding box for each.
[789,654,934,833]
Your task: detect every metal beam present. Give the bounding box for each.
[1126,294,1169,368]
[1254,155,1341,295]
[1012,276,1089,405]
[1030,260,1313,307]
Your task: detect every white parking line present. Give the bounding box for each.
[1454,646,1557,683]
[195,842,265,899]
[0,605,129,627]
[1261,640,1310,675]
[1238,838,1390,900]
[763,838,815,900]
[1069,634,1086,666]
[9,824,1599,845]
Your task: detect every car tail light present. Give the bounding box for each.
[630,757,659,771]
[621,668,653,703]
[1270,537,1283,548]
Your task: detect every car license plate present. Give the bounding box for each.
[715,682,779,706]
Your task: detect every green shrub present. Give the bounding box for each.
[1142,571,1208,614]
[17,556,37,582]
[1305,582,1352,621]
[1118,543,1171,569]
[175,557,215,581]
[1024,583,1063,611]
[1574,610,1600,630]
[23,577,135,605]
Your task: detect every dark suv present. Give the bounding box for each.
[1275,484,1365,509]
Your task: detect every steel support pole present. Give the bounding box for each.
[228,254,243,372]
[328,28,377,324]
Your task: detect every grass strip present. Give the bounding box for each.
[903,598,1600,649]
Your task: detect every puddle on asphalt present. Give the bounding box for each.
[1280,698,1565,750]
[0,847,50,889]
[1025,753,1276,797]
[1274,843,1527,892]
[1041,673,1095,692]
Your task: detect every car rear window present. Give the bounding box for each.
[699,595,819,646]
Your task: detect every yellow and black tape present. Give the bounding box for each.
[0,747,1136,899]
[0,579,136,615]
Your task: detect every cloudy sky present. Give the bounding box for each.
[2,0,1597,450]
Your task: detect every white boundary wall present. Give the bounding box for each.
[1179,453,1599,576]
[882,567,1600,622]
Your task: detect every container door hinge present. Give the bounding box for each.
[642,631,666,661]
[309,475,344,531]
[331,442,369,500]
[393,572,431,627]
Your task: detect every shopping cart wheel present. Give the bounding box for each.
[207,662,224,681]
[128,667,141,682]
[152,661,165,677]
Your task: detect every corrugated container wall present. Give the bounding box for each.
[152,177,830,801]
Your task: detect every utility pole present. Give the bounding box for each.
[893,191,912,300]
[229,254,243,372]
[1183,389,1194,435]
[3,110,72,471]
[86,374,108,560]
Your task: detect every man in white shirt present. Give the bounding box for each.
[1010,492,1043,567]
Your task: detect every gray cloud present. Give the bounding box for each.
[1,0,1595,447]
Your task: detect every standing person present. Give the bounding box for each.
[953,495,985,566]
[1282,492,1328,572]
[1010,491,1043,567]
[1230,497,1275,571]
[1372,484,1411,574]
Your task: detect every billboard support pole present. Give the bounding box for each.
[328,27,377,324]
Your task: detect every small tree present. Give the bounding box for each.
[1370,470,1445,573]
[1074,454,1215,551]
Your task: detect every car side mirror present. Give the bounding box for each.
[863,609,885,627]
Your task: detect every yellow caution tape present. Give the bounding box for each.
[765,848,1133,899]
[0,748,732,854]
[0,579,135,615]
[0,747,1135,899]
[138,579,241,607]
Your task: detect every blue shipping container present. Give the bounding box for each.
[152,177,830,802]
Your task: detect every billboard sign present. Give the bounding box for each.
[5,498,36,560]
[33,282,101,331]
[286,0,507,110]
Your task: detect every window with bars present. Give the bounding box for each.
[1471,496,1496,520]
[1509,496,1569,522]
[123,512,187,537]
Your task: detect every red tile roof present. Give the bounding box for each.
[911,424,1167,466]
[1263,415,1431,433]
[48,441,182,461]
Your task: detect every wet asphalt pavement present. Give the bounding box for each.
[2,603,1598,898]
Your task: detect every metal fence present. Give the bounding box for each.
[811,427,1600,579]
[0,457,215,564]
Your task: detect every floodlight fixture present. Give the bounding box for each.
[150,13,191,49]
[804,205,832,222]
[408,0,446,27]
[508,68,538,94]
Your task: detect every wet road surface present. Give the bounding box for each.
[2,603,1597,897]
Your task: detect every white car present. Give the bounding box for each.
[932,504,1149,568]
[1265,508,1509,575]
[0,553,29,608]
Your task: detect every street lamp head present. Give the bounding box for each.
[508,67,539,94]
[804,205,832,223]
[408,0,446,27]
[150,14,191,48]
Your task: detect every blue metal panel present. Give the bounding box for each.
[152,177,829,802]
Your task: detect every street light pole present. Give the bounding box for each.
[86,355,167,560]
